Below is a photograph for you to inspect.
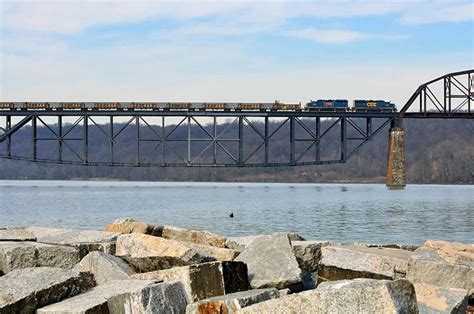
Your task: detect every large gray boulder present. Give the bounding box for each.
[186,288,280,314]
[414,283,470,314]
[116,233,214,272]
[37,279,156,313]
[0,241,80,275]
[240,279,418,313]
[25,226,120,257]
[225,233,305,252]
[235,233,303,291]
[318,244,412,283]
[292,240,331,289]
[75,251,135,285]
[0,227,36,242]
[132,261,249,302]
[0,267,95,313]
[108,281,189,313]
[104,217,163,236]
[406,240,474,290]
[161,225,227,248]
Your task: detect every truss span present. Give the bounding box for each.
[0,111,395,167]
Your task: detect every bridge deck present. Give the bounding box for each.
[0,109,398,118]
[1,110,472,119]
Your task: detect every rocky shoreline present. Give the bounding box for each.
[1,218,473,313]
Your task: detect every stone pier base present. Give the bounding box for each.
[386,127,406,189]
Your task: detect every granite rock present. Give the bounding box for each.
[116,233,214,272]
[291,240,330,289]
[225,235,261,252]
[162,225,227,248]
[278,288,291,296]
[318,244,412,283]
[75,251,135,285]
[104,217,163,236]
[406,240,474,290]
[225,233,305,252]
[108,281,189,313]
[0,241,80,275]
[25,226,120,257]
[235,233,303,291]
[414,283,469,314]
[0,267,95,313]
[186,288,280,314]
[186,242,240,261]
[240,279,418,313]
[132,261,249,302]
[356,242,419,252]
[37,279,155,313]
[0,228,36,242]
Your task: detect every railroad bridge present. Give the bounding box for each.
[0,70,472,189]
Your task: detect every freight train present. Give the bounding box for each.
[0,100,396,112]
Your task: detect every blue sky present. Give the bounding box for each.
[0,0,473,105]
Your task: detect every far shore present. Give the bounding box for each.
[0,178,472,185]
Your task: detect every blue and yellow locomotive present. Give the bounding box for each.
[307,99,348,111]
[353,100,396,112]
[306,99,396,112]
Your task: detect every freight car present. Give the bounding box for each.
[22,102,51,110]
[57,102,86,110]
[307,99,348,111]
[273,102,301,111]
[353,100,396,112]
[0,102,14,110]
[128,102,156,110]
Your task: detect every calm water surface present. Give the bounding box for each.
[0,180,472,244]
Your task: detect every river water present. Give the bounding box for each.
[0,180,472,245]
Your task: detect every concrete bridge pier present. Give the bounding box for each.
[386,118,406,189]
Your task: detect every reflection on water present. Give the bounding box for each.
[0,181,472,244]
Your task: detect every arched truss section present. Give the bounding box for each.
[400,69,474,118]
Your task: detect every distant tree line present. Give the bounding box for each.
[0,119,472,184]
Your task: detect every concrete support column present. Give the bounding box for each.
[386,127,406,189]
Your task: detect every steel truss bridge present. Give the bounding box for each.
[0,69,472,168]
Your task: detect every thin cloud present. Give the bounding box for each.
[152,23,274,41]
[2,1,472,34]
[0,1,244,33]
[284,28,407,44]
[400,2,474,24]
[285,29,369,44]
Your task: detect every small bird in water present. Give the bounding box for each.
[229,212,234,218]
